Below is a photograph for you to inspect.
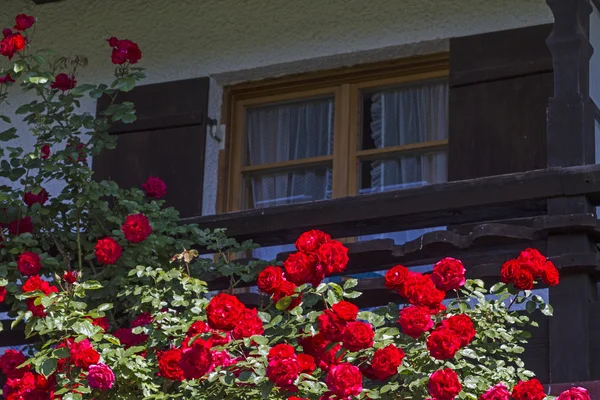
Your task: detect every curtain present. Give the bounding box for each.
[360,81,449,245]
[245,97,334,260]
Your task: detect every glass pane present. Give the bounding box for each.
[244,97,334,166]
[242,166,332,210]
[360,80,448,150]
[359,151,447,194]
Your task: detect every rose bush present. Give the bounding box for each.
[0,13,591,400]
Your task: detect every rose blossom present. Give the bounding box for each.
[62,270,78,284]
[40,144,50,159]
[325,363,363,398]
[257,266,284,295]
[427,328,462,360]
[179,343,212,379]
[480,383,511,400]
[342,321,374,352]
[398,305,434,338]
[14,14,35,31]
[0,73,15,84]
[431,257,466,291]
[318,309,347,342]
[500,259,520,284]
[402,272,446,310]
[284,251,319,286]
[89,316,109,331]
[206,293,245,331]
[232,308,264,339]
[121,214,152,243]
[267,356,301,389]
[318,240,349,275]
[94,237,123,265]
[295,229,330,253]
[107,37,142,64]
[142,176,167,198]
[9,216,33,235]
[268,344,296,360]
[331,300,359,322]
[17,251,42,276]
[517,248,546,278]
[297,354,316,373]
[158,348,184,381]
[87,363,115,390]
[512,269,534,291]
[0,349,30,379]
[1,30,27,60]
[50,73,76,91]
[69,339,100,369]
[0,286,6,303]
[385,264,409,291]
[367,344,404,380]
[113,327,147,348]
[556,387,591,400]
[439,314,476,347]
[23,188,49,207]
[272,279,302,310]
[542,260,560,286]
[428,368,462,400]
[511,379,546,400]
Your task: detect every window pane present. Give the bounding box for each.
[359,151,447,194]
[244,97,334,166]
[360,81,448,150]
[242,166,332,210]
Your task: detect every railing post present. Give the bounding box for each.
[545,0,598,383]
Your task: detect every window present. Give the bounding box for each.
[222,53,449,212]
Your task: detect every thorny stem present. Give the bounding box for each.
[75,209,83,271]
[507,294,519,311]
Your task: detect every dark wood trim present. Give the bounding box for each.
[185,164,600,248]
[108,111,205,135]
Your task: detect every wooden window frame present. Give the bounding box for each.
[219,52,449,213]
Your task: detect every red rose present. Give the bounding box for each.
[26,298,48,317]
[0,286,6,303]
[14,14,35,31]
[257,266,284,295]
[512,379,546,400]
[426,328,462,360]
[331,300,359,322]
[480,383,511,400]
[318,309,347,342]
[107,37,142,64]
[439,314,476,347]
[178,343,212,379]
[398,305,434,338]
[121,214,152,243]
[89,316,109,331]
[131,312,154,328]
[158,348,184,381]
[87,362,115,390]
[500,259,520,284]
[272,280,301,310]
[23,188,49,207]
[318,240,349,275]
[50,73,76,91]
[284,252,319,286]
[9,216,33,235]
[513,269,534,291]
[22,275,45,293]
[69,339,100,369]
[210,350,234,370]
[0,31,26,60]
[232,308,264,339]
[518,248,546,279]
[267,356,301,389]
[17,251,42,276]
[40,145,50,160]
[113,328,147,348]
[0,73,15,84]
[295,229,330,253]
[542,261,559,286]
[325,363,363,398]
[431,257,466,291]
[402,273,446,310]
[556,387,591,400]
[268,344,296,360]
[142,176,167,198]
[206,293,245,331]
[342,321,374,352]
[299,333,342,371]
[385,265,409,291]
[297,354,316,373]
[428,368,462,400]
[368,344,404,380]
[0,349,30,379]
[3,372,36,398]
[62,270,78,284]
[94,237,123,265]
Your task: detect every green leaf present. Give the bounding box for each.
[72,320,97,337]
[121,113,137,124]
[13,61,24,73]
[276,296,292,311]
[525,300,537,314]
[261,380,274,399]
[40,358,57,377]
[81,281,103,290]
[540,303,554,316]
[343,278,358,290]
[0,128,17,142]
[118,77,136,92]
[0,115,11,123]
[71,84,96,94]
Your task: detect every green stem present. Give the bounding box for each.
[76,209,83,271]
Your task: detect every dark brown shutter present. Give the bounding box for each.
[93,78,209,218]
[448,24,553,180]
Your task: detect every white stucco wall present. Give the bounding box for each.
[0,0,553,214]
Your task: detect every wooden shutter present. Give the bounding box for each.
[93,78,209,218]
[448,24,553,180]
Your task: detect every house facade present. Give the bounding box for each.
[2,0,600,394]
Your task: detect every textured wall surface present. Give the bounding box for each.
[0,0,553,213]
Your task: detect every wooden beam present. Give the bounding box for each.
[184,164,600,248]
